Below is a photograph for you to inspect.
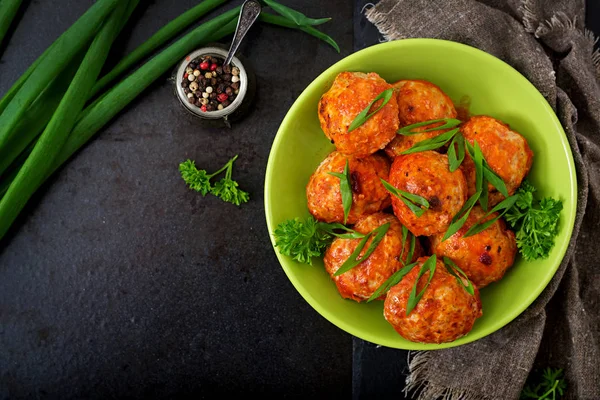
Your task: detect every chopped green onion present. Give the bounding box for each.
[90,0,229,98]
[381,178,429,217]
[347,88,394,132]
[334,222,390,276]
[407,233,416,264]
[442,191,481,241]
[479,175,489,211]
[262,0,331,26]
[463,194,519,237]
[0,1,135,240]
[447,133,465,172]
[0,0,24,51]
[366,261,418,302]
[472,140,484,193]
[443,257,475,295]
[483,164,509,197]
[399,225,408,265]
[406,254,437,315]
[316,222,366,239]
[399,128,459,155]
[466,140,509,197]
[397,118,461,135]
[328,159,352,224]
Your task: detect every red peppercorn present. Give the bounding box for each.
[217,93,229,103]
[200,61,209,70]
[183,72,188,79]
[200,105,207,112]
[210,63,218,71]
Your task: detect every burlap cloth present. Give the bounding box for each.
[363,1,600,399]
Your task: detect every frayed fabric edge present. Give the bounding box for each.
[519,0,538,34]
[518,2,600,80]
[404,351,490,400]
[364,4,407,41]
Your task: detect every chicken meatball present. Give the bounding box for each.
[388,151,468,237]
[430,206,517,288]
[324,213,423,302]
[385,80,457,158]
[318,72,399,157]
[384,256,483,344]
[306,151,391,224]
[460,115,534,206]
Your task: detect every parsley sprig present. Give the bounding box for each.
[520,367,567,400]
[179,155,249,206]
[274,216,396,270]
[505,181,563,261]
[273,216,336,265]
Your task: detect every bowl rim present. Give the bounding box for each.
[264,38,577,350]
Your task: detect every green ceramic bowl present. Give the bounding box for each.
[264,39,577,350]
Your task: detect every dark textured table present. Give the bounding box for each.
[1,1,599,399]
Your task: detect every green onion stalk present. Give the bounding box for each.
[0,1,136,239]
[0,0,24,49]
[0,0,120,148]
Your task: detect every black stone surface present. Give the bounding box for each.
[0,1,353,399]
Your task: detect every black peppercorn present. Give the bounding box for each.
[181,54,243,113]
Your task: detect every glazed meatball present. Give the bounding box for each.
[460,115,534,206]
[384,256,483,344]
[324,213,423,302]
[306,151,391,224]
[388,151,468,237]
[430,206,518,288]
[318,72,399,157]
[385,80,457,158]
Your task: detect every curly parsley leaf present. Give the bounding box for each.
[505,181,563,261]
[273,216,333,265]
[179,160,213,196]
[520,367,567,400]
[212,178,250,206]
[179,155,249,206]
[273,217,368,265]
